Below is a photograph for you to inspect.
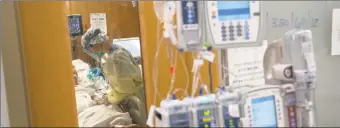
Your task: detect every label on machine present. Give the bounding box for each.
[197,108,217,127]
[286,93,298,128]
[287,106,297,128]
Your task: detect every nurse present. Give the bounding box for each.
[81,27,146,125]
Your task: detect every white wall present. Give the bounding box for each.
[1,56,10,127]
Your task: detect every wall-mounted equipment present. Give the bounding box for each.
[68,14,84,60]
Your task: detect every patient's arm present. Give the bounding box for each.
[96,100,105,105]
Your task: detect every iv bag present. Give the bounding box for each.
[153,1,176,23]
[153,1,164,22]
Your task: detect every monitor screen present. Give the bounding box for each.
[217,1,250,21]
[181,1,198,25]
[68,16,83,36]
[251,96,278,127]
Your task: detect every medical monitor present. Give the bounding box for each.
[68,14,83,37]
[251,96,278,127]
[241,87,285,127]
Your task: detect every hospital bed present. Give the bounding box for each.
[72,59,146,127]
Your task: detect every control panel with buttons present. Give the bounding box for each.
[206,1,260,47]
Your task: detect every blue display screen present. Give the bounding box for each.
[251,96,278,127]
[217,1,250,21]
[181,1,198,25]
[68,16,82,36]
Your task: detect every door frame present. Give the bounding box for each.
[1,1,32,126]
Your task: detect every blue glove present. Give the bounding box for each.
[87,68,102,80]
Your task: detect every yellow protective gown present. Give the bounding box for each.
[81,28,146,126]
[101,44,145,105]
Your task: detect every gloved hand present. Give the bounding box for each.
[87,68,102,80]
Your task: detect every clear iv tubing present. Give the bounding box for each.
[191,62,203,97]
[180,53,190,95]
[192,66,202,97]
[170,52,190,99]
[190,52,206,97]
[152,20,164,105]
[172,88,189,100]
[167,49,178,98]
[191,52,206,84]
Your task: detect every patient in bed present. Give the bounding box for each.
[73,59,134,127]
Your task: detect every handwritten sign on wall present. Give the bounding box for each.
[90,13,107,34]
[265,11,320,30]
[227,41,267,86]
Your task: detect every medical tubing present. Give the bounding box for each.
[167,50,178,99]
[152,19,163,105]
[152,39,162,99]
[199,73,204,86]
[191,53,205,97]
[191,64,197,97]
[191,70,198,97]
[201,1,213,93]
[192,52,206,86]
[191,54,198,97]
[194,66,202,96]
[172,88,189,100]
[191,64,202,97]
[208,62,213,93]
[168,54,189,100]
[179,52,190,95]
[152,38,162,104]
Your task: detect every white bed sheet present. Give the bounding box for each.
[72,59,133,127]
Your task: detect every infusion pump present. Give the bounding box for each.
[155,99,192,127]
[206,1,261,48]
[176,1,202,51]
[235,85,286,127]
[155,1,262,51]
[152,87,287,128]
